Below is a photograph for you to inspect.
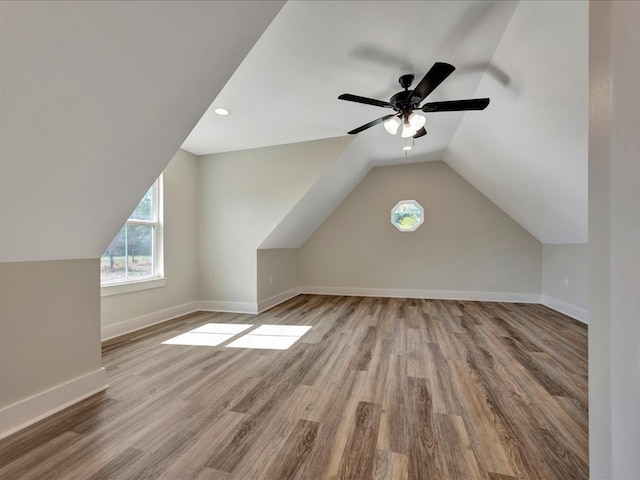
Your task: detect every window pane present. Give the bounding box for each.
[126,224,154,278]
[101,226,126,283]
[391,200,424,232]
[130,187,153,221]
[100,176,162,287]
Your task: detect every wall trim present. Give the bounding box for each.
[101,301,200,341]
[101,276,167,297]
[0,368,107,441]
[541,295,589,324]
[299,285,542,303]
[99,289,580,345]
[198,300,258,315]
[102,299,259,343]
[257,287,302,313]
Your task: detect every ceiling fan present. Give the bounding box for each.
[338,62,490,139]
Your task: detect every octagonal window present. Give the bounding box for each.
[391,200,424,232]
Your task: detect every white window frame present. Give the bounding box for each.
[101,175,165,296]
[391,200,424,232]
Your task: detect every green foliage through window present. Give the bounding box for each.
[101,182,160,284]
[391,200,424,232]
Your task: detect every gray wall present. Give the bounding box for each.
[101,149,200,328]
[198,137,349,305]
[0,259,102,407]
[299,161,542,296]
[541,244,588,320]
[257,249,299,303]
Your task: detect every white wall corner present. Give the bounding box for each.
[0,368,107,441]
[541,295,589,324]
[101,301,200,341]
[257,287,302,313]
[198,300,258,315]
[299,286,542,303]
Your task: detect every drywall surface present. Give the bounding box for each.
[0,1,283,263]
[257,249,299,303]
[101,150,200,328]
[198,137,351,304]
[299,161,542,296]
[541,244,588,321]
[445,0,588,243]
[260,136,366,249]
[590,1,640,478]
[181,0,518,160]
[589,1,611,475]
[0,259,102,407]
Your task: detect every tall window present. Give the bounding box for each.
[101,176,163,285]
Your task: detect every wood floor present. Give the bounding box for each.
[0,295,588,479]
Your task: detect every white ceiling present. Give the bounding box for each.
[182,0,588,244]
[182,1,518,161]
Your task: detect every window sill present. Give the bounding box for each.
[101,276,167,297]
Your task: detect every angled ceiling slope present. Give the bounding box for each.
[183,0,517,163]
[184,1,587,246]
[445,0,588,244]
[0,1,284,263]
[260,135,365,249]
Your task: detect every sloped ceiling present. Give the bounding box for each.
[446,1,588,243]
[0,1,283,263]
[183,0,518,161]
[184,0,587,245]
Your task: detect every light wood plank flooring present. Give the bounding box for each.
[0,295,588,479]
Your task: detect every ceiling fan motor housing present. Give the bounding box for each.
[390,90,417,113]
[399,74,414,90]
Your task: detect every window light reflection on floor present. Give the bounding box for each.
[162,323,253,347]
[162,323,312,350]
[226,325,312,350]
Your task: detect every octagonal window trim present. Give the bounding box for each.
[391,200,424,232]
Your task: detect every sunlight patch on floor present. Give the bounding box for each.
[226,324,312,350]
[162,323,312,349]
[191,323,254,334]
[162,323,253,346]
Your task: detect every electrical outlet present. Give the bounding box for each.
[269,274,273,284]
[564,276,569,287]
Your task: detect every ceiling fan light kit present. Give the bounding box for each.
[338,62,490,147]
[383,116,401,135]
[400,112,426,138]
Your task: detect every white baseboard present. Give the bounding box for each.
[101,301,200,341]
[0,368,107,441]
[257,287,302,313]
[99,290,576,345]
[299,285,541,303]
[198,300,258,315]
[541,295,589,324]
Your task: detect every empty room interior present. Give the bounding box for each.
[0,1,638,479]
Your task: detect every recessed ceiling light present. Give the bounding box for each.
[402,145,413,151]
[214,107,230,116]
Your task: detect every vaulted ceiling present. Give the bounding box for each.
[183,0,588,244]
[0,0,587,266]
